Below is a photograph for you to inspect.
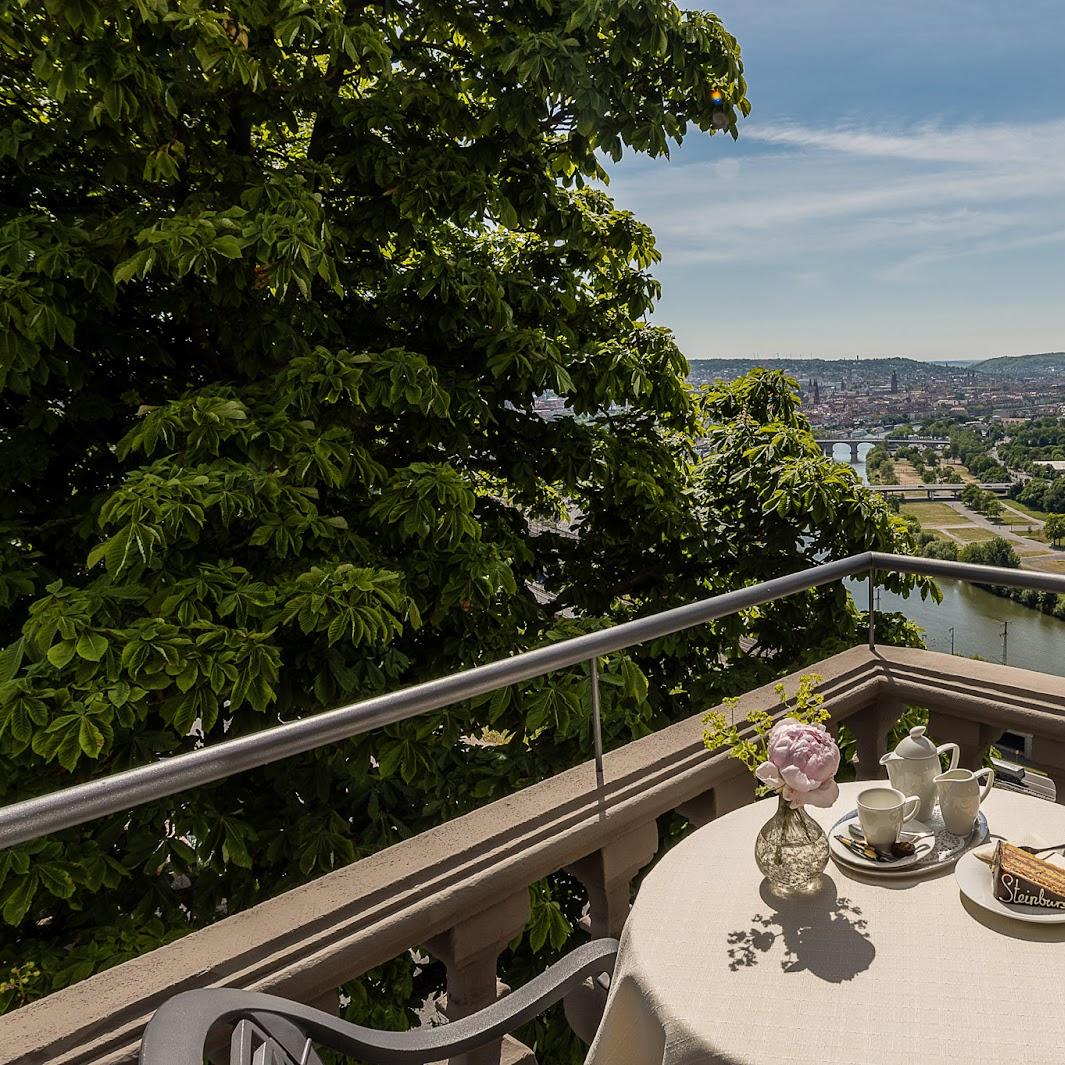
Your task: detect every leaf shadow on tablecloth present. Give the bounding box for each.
[724,874,875,983]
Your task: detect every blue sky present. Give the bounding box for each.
[606,1,1065,360]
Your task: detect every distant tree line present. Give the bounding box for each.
[1014,477,1065,515]
[999,416,1065,468]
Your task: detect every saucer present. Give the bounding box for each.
[829,811,935,872]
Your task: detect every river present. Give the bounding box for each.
[825,443,1065,679]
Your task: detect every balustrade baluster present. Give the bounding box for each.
[563,821,658,1043]
[925,711,1000,770]
[847,702,898,778]
[425,891,534,1065]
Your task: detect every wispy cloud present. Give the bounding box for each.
[745,118,1065,166]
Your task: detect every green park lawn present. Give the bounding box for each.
[1006,525,1048,544]
[947,526,997,543]
[892,460,922,484]
[944,461,976,483]
[902,502,967,524]
[1014,542,1051,555]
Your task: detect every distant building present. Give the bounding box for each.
[813,380,820,404]
[890,371,898,394]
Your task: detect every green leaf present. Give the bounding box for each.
[46,641,76,669]
[220,818,253,868]
[78,717,105,758]
[75,633,108,662]
[37,862,76,899]
[113,249,151,284]
[214,236,244,259]
[2,872,38,925]
[376,740,405,779]
[0,638,25,682]
[488,686,511,723]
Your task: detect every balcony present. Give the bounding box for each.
[4,552,1065,1065]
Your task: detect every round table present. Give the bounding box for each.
[585,780,1065,1065]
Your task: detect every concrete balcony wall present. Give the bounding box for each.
[4,645,1065,1065]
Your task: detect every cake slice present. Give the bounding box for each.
[992,841,1065,910]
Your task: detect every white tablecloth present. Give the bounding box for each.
[585,780,1065,1065]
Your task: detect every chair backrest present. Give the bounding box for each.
[140,937,619,1065]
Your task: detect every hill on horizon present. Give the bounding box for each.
[686,356,953,384]
[688,352,1065,382]
[970,352,1065,375]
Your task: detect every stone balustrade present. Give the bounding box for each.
[4,644,1065,1065]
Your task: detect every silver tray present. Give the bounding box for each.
[829,807,989,877]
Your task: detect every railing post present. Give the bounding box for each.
[567,821,659,941]
[589,657,604,789]
[868,568,876,650]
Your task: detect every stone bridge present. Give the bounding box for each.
[815,436,949,461]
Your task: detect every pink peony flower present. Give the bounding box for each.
[755,719,840,808]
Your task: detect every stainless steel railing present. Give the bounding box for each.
[2,550,1063,849]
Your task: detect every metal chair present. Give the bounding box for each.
[139,938,618,1065]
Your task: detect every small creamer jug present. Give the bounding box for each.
[879,726,959,821]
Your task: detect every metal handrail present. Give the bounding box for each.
[2,550,1063,849]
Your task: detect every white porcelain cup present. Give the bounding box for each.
[934,767,994,836]
[857,786,922,847]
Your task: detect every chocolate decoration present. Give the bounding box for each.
[992,841,1065,910]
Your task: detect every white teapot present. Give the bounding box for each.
[879,726,960,821]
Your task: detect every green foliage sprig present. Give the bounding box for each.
[702,673,830,790]
[0,963,41,1012]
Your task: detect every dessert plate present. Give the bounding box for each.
[829,808,988,876]
[955,850,1065,924]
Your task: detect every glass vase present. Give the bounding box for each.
[754,794,830,896]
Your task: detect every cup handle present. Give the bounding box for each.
[902,795,921,823]
[937,743,961,772]
[975,767,995,802]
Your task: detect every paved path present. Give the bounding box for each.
[942,500,1031,543]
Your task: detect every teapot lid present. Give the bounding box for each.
[893,725,939,759]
